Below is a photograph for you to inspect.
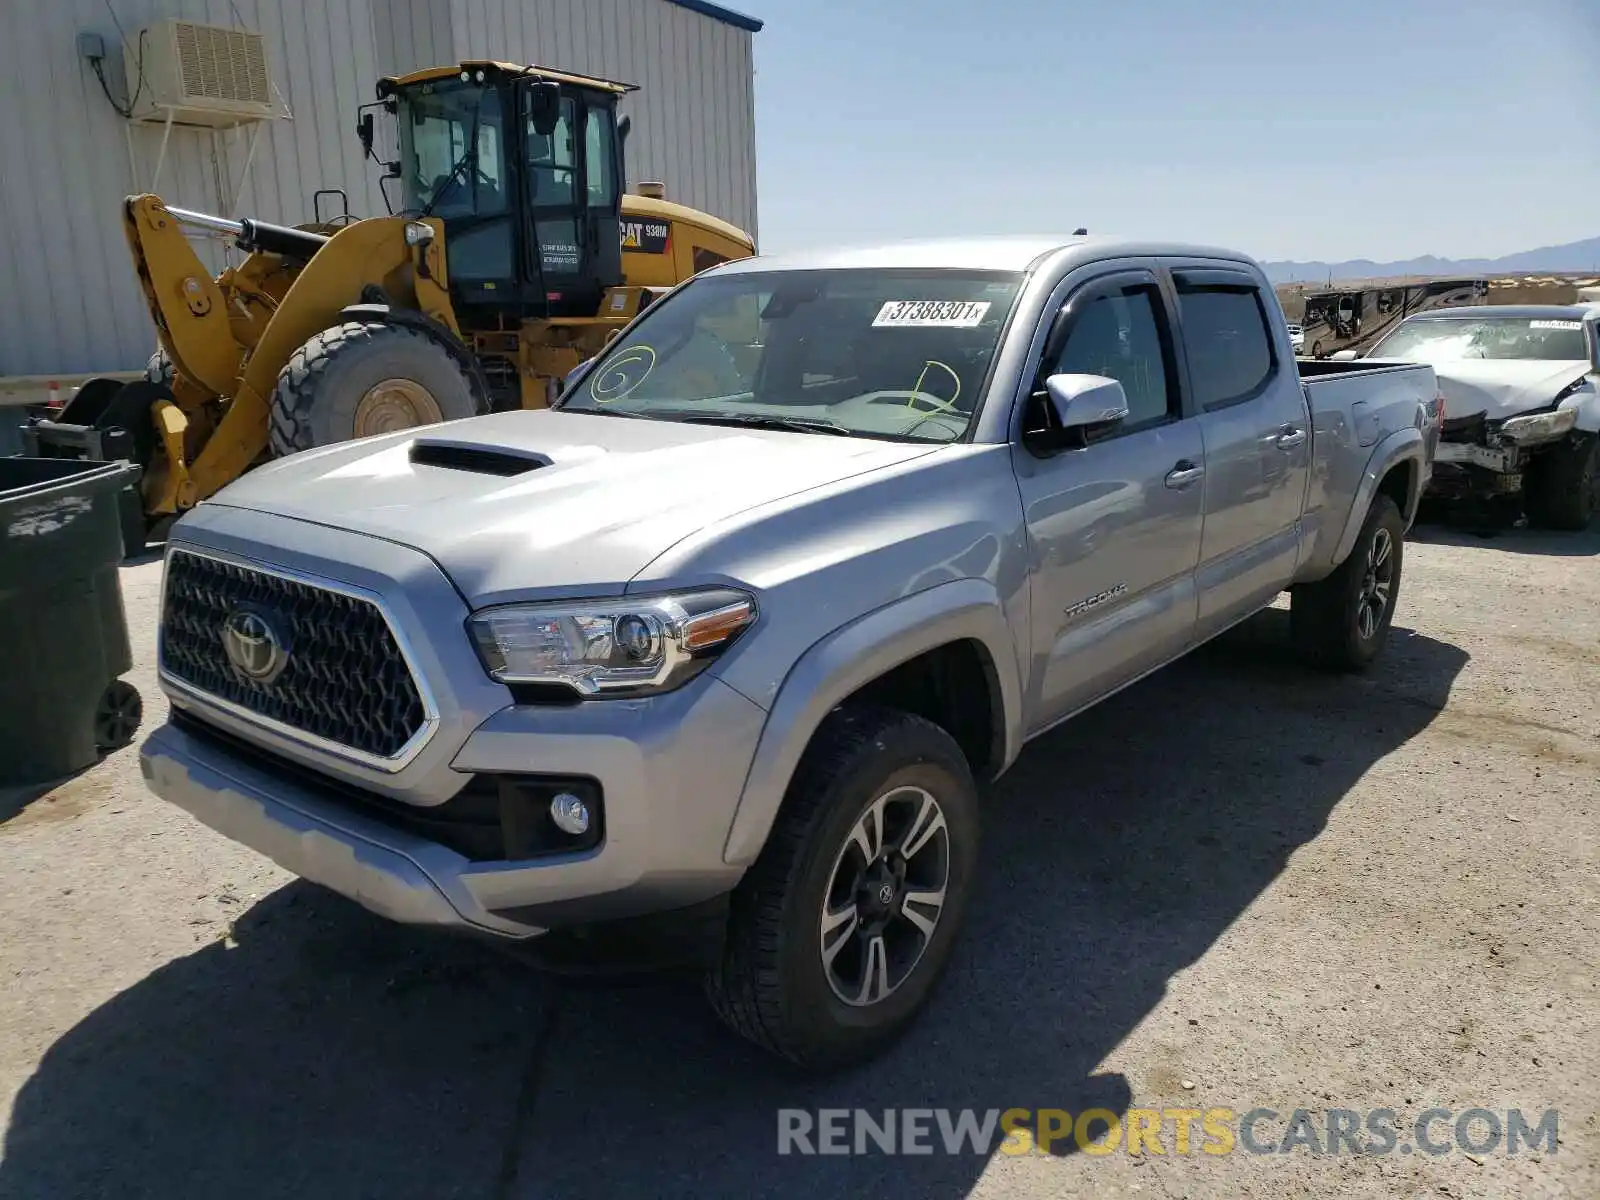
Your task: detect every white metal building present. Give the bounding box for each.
[0,0,762,381]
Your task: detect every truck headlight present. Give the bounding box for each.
[468,588,756,697]
[1500,407,1577,445]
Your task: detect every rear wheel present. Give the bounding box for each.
[1524,434,1598,531]
[268,321,480,456]
[94,680,142,753]
[1291,494,1405,671]
[705,707,979,1070]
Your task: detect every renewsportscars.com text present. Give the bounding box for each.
[776,1106,1560,1158]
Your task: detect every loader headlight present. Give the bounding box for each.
[1500,407,1577,445]
[468,588,757,697]
[404,221,435,247]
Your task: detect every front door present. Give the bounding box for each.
[1169,268,1313,636]
[1012,269,1205,733]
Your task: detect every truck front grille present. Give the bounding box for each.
[159,549,428,761]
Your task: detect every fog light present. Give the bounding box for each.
[550,792,591,836]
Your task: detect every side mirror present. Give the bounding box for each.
[617,115,632,147]
[1044,373,1130,430]
[358,112,376,159]
[562,358,596,395]
[1331,349,1360,361]
[529,82,561,137]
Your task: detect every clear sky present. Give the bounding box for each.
[750,0,1600,263]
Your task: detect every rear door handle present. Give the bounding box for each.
[1276,427,1307,450]
[1164,460,1205,489]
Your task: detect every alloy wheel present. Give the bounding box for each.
[819,786,951,1008]
[1356,526,1395,640]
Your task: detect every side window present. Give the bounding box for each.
[1043,285,1175,430]
[1176,286,1276,409]
[583,109,616,209]
[527,99,576,205]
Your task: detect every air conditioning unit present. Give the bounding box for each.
[125,20,276,128]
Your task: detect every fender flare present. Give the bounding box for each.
[1331,426,1425,567]
[337,302,494,414]
[720,577,1025,867]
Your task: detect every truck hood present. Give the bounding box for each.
[205,409,938,605]
[1430,360,1590,422]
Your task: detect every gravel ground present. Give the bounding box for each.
[0,521,1595,1200]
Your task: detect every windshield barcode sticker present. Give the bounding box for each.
[1530,320,1582,330]
[873,300,991,328]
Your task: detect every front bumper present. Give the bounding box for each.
[140,507,771,942]
[1434,441,1518,474]
[142,661,768,939]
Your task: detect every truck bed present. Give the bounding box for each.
[1295,356,1419,380]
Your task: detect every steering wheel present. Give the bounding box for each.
[899,390,957,414]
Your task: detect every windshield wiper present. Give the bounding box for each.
[421,100,483,218]
[653,411,855,436]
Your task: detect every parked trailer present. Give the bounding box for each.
[1283,277,1489,359]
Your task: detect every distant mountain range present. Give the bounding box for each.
[1263,236,1600,285]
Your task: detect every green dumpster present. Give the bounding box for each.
[1,457,143,785]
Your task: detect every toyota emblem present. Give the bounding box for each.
[221,609,289,685]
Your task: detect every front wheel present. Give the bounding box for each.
[1524,433,1598,531]
[268,321,480,457]
[1290,493,1405,671]
[705,707,979,1070]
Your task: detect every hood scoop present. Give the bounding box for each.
[408,439,550,477]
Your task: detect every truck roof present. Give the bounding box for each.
[714,235,1260,276]
[1411,303,1597,321]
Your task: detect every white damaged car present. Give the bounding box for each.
[1356,305,1600,528]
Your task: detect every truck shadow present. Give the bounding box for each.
[0,612,1468,1200]
[1409,511,1600,557]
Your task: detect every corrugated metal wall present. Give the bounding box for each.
[372,0,453,80]
[0,0,757,378]
[0,0,390,377]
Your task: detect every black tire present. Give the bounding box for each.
[705,707,980,1070]
[94,680,143,752]
[268,321,479,457]
[145,349,175,387]
[1291,493,1405,671]
[1524,434,1598,531]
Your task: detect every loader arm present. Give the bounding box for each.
[179,216,455,509]
[121,195,243,398]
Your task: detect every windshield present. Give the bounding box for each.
[558,268,1024,442]
[1370,316,1591,363]
[397,81,507,217]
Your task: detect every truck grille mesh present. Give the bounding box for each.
[159,550,426,759]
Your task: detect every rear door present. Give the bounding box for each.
[1168,267,1312,638]
[1011,267,1205,732]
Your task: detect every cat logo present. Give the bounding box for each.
[621,219,670,254]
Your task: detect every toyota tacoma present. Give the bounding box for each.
[141,235,1440,1068]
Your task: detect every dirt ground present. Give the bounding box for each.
[0,520,1595,1200]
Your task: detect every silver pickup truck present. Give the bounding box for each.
[140,235,1440,1069]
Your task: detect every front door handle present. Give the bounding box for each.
[1276,427,1307,450]
[1164,460,1205,489]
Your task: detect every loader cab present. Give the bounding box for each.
[378,62,628,320]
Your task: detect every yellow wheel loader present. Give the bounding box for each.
[24,61,754,545]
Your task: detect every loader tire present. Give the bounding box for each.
[268,320,479,457]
